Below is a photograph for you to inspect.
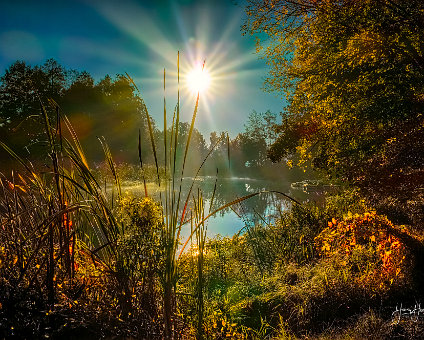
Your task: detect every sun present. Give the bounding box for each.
[186,64,211,94]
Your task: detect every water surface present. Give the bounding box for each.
[124,176,315,239]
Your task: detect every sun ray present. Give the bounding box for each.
[86,0,280,137]
[186,63,211,94]
[89,0,178,65]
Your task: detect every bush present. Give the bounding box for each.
[314,211,411,293]
[177,189,422,338]
[114,196,165,319]
[244,189,368,270]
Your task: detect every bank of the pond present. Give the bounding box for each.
[117,176,320,238]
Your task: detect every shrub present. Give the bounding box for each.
[114,196,164,319]
[314,211,411,292]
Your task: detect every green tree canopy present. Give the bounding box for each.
[0,60,151,164]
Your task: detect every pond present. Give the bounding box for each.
[122,176,321,241]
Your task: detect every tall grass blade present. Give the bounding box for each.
[209,168,218,214]
[178,134,225,227]
[164,68,169,232]
[145,107,160,187]
[98,136,121,199]
[138,129,148,197]
[227,133,230,169]
[61,112,89,169]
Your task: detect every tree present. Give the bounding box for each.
[173,122,207,175]
[60,73,151,164]
[0,60,153,165]
[244,0,424,173]
[0,61,48,158]
[0,61,38,122]
[40,58,66,99]
[207,131,230,175]
[239,132,267,168]
[243,111,268,167]
[0,59,67,124]
[244,0,424,222]
[262,110,278,147]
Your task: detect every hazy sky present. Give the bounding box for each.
[0,0,285,138]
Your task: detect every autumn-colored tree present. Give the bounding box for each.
[244,0,424,223]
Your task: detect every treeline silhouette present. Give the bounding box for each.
[0,59,300,179]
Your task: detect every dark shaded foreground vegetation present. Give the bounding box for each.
[0,92,423,339]
[0,59,311,339]
[1,153,424,339]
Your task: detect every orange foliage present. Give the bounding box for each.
[315,211,408,289]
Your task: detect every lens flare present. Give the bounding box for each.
[186,65,211,94]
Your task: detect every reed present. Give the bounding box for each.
[193,188,207,340]
[137,53,211,338]
[137,53,302,339]
[0,53,302,338]
[0,96,132,317]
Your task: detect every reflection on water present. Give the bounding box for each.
[125,176,316,239]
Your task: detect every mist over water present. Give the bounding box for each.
[124,176,314,239]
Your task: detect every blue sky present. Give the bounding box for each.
[0,0,285,138]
